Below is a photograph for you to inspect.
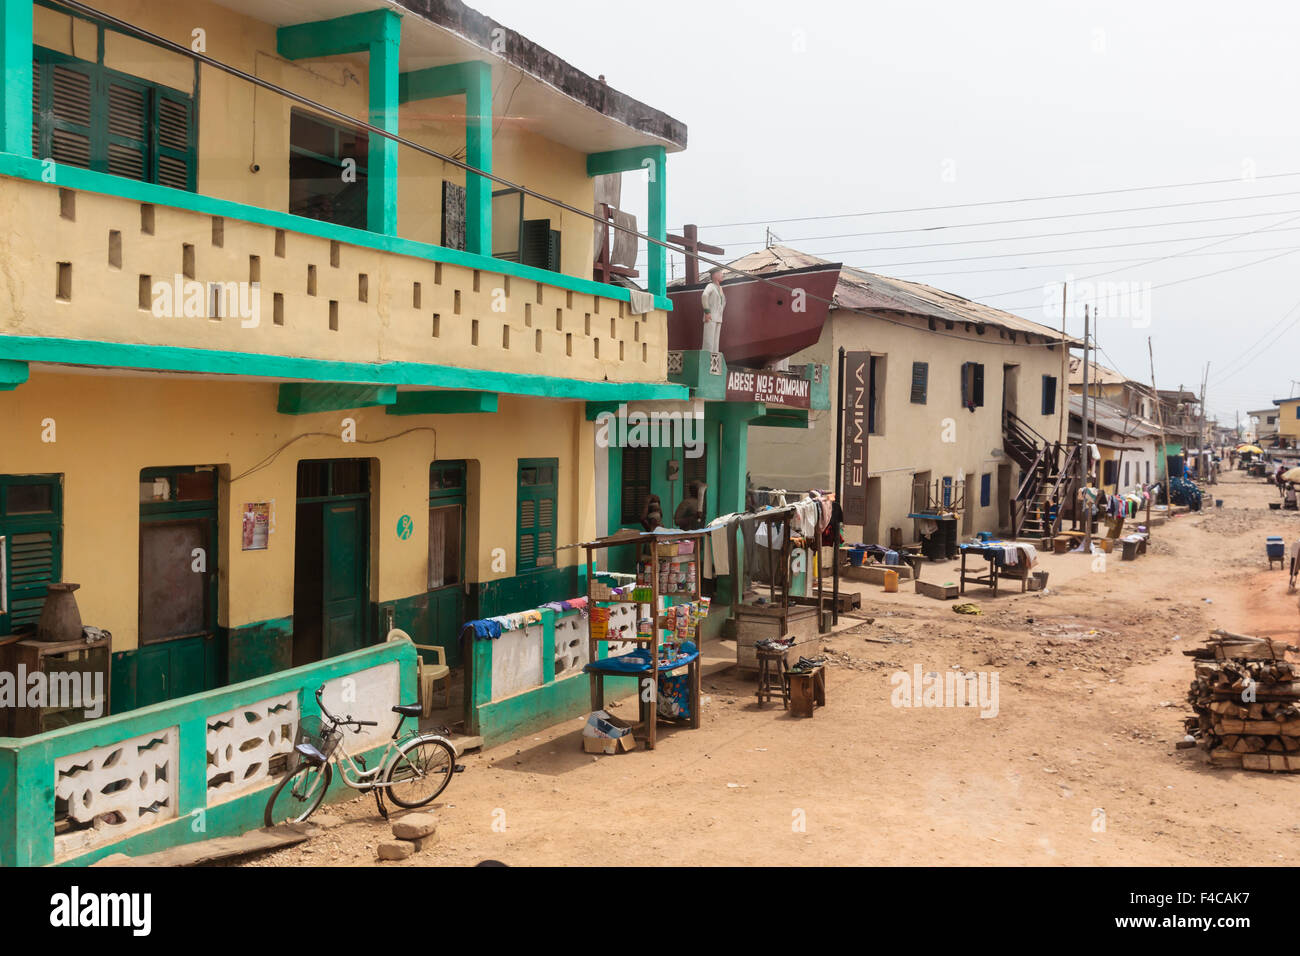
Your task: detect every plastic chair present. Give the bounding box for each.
[386,628,451,717]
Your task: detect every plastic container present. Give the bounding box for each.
[882,569,899,593]
[848,545,866,567]
[1267,536,1285,560]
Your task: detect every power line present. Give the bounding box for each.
[709,189,1300,246]
[888,245,1300,280]
[685,172,1300,230]
[1209,296,1300,385]
[981,211,1300,300]
[640,224,1300,270]
[994,246,1300,313]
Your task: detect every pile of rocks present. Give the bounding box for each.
[1185,629,1300,772]
[377,812,438,861]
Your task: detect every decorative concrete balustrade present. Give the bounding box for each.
[0,639,416,866]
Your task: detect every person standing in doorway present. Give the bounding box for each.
[701,267,726,354]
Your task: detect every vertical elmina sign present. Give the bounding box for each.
[842,351,869,525]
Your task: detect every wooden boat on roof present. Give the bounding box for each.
[667,262,841,367]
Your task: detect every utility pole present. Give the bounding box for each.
[1080,306,1090,549]
[1148,337,1169,506]
[1058,281,1068,453]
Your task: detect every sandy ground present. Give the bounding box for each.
[241,469,1300,867]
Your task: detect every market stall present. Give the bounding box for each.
[581,529,708,751]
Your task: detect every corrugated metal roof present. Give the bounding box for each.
[723,246,1083,346]
[1069,394,1162,440]
[1067,356,1136,386]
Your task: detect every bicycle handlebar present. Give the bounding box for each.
[314,686,377,731]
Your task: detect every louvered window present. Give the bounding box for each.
[0,476,63,636]
[620,446,652,525]
[32,46,196,191]
[910,362,928,404]
[517,459,558,572]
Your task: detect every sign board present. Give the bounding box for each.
[842,352,870,525]
[725,367,811,408]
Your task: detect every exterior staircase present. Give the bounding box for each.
[1003,411,1080,541]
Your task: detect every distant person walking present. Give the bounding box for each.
[700,267,726,354]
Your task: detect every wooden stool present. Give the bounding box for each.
[755,648,790,709]
[786,665,826,718]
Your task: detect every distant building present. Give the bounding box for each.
[743,246,1082,544]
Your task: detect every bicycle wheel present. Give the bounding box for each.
[264,760,332,826]
[384,737,456,808]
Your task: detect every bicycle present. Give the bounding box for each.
[265,685,461,826]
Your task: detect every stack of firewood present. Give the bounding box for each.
[1185,629,1300,772]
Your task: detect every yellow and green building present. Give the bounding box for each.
[0,0,693,718]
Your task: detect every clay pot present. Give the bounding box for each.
[36,582,83,643]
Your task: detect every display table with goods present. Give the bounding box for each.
[581,529,708,751]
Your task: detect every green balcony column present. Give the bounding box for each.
[462,61,493,257]
[587,145,669,298]
[399,61,493,256]
[368,14,402,236]
[277,9,403,235]
[0,0,33,157]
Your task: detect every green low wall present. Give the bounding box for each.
[469,606,636,747]
[0,640,416,867]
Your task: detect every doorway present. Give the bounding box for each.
[137,466,218,706]
[997,463,1013,531]
[428,460,467,667]
[1002,363,1020,422]
[293,459,371,666]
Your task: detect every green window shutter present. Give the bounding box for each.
[47,60,94,169]
[106,76,149,181]
[517,459,558,572]
[33,46,196,192]
[154,88,195,191]
[0,475,64,637]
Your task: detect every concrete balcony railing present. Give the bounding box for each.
[0,157,672,394]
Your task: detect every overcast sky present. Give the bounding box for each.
[483,0,1300,426]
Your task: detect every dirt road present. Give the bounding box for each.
[243,469,1300,867]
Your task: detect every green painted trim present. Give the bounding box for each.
[585,400,622,421]
[668,349,728,400]
[277,383,397,414]
[0,359,28,390]
[400,61,493,256]
[587,146,667,297]
[0,153,672,310]
[276,10,401,59]
[386,390,498,415]
[368,15,401,235]
[540,610,557,684]
[277,10,402,235]
[475,668,637,748]
[0,1,32,157]
[752,408,810,428]
[586,146,665,177]
[1,334,690,402]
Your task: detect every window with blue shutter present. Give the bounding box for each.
[1041,375,1057,416]
[910,362,928,404]
[980,473,991,508]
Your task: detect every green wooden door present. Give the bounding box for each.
[322,501,367,658]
